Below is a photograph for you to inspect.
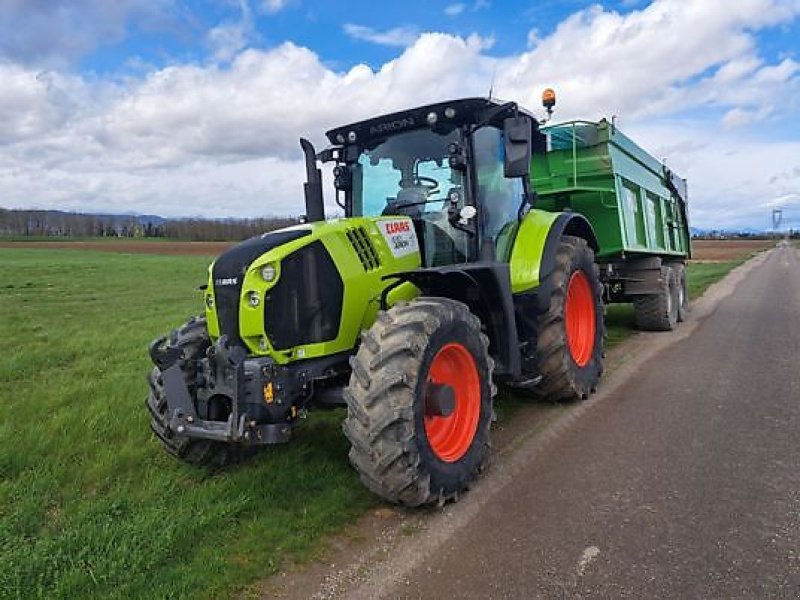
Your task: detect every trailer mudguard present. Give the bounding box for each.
[384,262,520,377]
[510,210,599,312]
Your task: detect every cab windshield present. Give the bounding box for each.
[350,128,472,266]
[351,128,463,218]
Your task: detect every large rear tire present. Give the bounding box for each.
[145,317,257,467]
[633,266,679,331]
[533,236,605,402]
[342,298,495,507]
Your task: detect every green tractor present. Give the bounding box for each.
[147,92,689,506]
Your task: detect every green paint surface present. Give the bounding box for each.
[531,119,690,260]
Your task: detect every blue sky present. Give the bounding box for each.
[72,1,663,73]
[1,0,800,229]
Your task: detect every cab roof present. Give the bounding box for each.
[325,97,534,146]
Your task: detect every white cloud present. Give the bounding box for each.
[260,0,290,13]
[208,23,250,63]
[0,0,179,68]
[342,24,421,47]
[0,0,799,227]
[526,28,540,48]
[446,0,490,15]
[207,0,256,63]
[444,4,467,16]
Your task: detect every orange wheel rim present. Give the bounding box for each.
[565,271,596,367]
[423,343,481,463]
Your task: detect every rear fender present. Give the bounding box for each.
[510,210,599,312]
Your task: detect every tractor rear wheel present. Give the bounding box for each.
[533,235,605,402]
[342,298,494,507]
[633,266,679,331]
[146,317,257,467]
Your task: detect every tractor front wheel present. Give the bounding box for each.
[343,298,494,506]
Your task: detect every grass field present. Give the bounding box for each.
[0,247,752,599]
[0,249,375,599]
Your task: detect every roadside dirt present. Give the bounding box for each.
[691,239,774,261]
[0,240,231,255]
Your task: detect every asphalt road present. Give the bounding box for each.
[373,244,800,599]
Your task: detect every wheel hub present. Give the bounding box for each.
[424,382,456,417]
[423,343,481,463]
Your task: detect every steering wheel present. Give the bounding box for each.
[412,176,439,193]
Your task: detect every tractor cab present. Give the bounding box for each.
[307,98,546,266]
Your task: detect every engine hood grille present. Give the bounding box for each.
[212,228,311,346]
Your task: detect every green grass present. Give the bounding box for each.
[0,249,376,600]
[0,250,748,599]
[686,260,743,297]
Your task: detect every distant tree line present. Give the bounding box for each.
[0,209,299,241]
[692,230,799,240]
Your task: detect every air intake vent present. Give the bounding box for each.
[346,227,381,271]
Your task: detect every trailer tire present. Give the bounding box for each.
[532,235,605,402]
[146,317,257,467]
[633,266,679,331]
[342,298,495,507]
[673,263,690,322]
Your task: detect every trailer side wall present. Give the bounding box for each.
[531,120,690,260]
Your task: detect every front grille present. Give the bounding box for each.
[346,227,380,271]
[211,228,311,346]
[263,241,344,350]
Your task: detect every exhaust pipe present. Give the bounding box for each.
[300,138,325,223]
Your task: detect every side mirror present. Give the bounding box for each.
[503,116,532,178]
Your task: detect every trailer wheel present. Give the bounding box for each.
[342,298,495,507]
[674,263,690,322]
[633,266,679,331]
[145,317,257,467]
[533,236,605,402]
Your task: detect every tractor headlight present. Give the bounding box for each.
[246,291,260,307]
[260,263,278,283]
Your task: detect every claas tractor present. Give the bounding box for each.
[147,91,689,506]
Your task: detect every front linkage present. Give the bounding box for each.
[147,318,348,454]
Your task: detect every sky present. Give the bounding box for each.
[1,0,799,230]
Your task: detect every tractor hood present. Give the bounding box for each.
[204,217,421,363]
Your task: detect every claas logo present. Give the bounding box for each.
[385,221,410,234]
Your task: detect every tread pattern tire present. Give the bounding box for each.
[342,298,495,507]
[633,266,679,331]
[145,317,257,467]
[673,263,690,322]
[532,236,605,402]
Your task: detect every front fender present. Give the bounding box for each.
[384,262,520,377]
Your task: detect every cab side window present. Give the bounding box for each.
[473,126,524,259]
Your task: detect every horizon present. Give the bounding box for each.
[1,0,799,230]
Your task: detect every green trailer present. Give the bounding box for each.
[146,94,692,507]
[533,118,691,329]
